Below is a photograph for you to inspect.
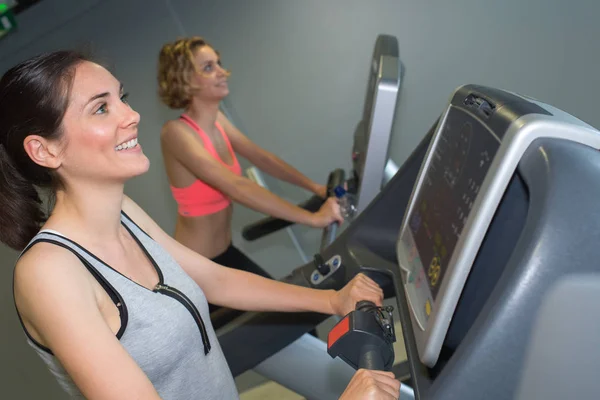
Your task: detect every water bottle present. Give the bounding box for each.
[333,185,357,219]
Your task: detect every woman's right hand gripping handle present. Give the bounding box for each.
[310,197,344,228]
[340,369,401,400]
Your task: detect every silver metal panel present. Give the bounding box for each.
[356,54,401,213]
[396,88,600,367]
[354,34,402,214]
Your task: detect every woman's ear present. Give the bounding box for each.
[23,135,63,169]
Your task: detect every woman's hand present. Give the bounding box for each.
[310,197,343,228]
[329,273,384,316]
[340,369,401,400]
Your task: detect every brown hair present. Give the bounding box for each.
[157,36,211,110]
[0,51,89,250]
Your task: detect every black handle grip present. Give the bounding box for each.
[242,195,325,241]
[355,300,377,312]
[320,169,346,250]
[358,346,385,370]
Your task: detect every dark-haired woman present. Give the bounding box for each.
[1,51,399,399]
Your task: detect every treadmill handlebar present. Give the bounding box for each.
[241,194,325,241]
[327,300,396,372]
[241,168,346,246]
[320,169,346,250]
[359,346,386,370]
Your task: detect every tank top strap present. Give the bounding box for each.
[179,114,214,151]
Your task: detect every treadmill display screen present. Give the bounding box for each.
[408,108,499,299]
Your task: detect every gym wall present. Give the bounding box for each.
[0,0,598,398]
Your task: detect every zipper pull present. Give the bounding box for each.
[154,283,167,291]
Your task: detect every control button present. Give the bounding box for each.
[312,272,320,282]
[314,254,330,275]
[425,299,432,318]
[332,258,340,267]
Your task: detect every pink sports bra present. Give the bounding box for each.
[169,114,242,217]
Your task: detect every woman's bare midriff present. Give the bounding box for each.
[174,205,233,259]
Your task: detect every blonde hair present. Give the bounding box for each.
[157,36,210,109]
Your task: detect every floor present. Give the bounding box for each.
[236,298,407,400]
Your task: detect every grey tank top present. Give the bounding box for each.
[16,212,239,400]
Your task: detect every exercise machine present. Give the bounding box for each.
[300,84,600,399]
[223,83,600,399]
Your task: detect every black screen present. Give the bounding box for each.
[408,109,500,299]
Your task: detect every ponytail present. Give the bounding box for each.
[0,50,89,250]
[0,144,45,250]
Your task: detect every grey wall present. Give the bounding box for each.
[1,0,599,397]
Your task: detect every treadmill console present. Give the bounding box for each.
[395,84,600,367]
[337,83,600,399]
[399,107,499,308]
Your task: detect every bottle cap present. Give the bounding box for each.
[333,185,346,198]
